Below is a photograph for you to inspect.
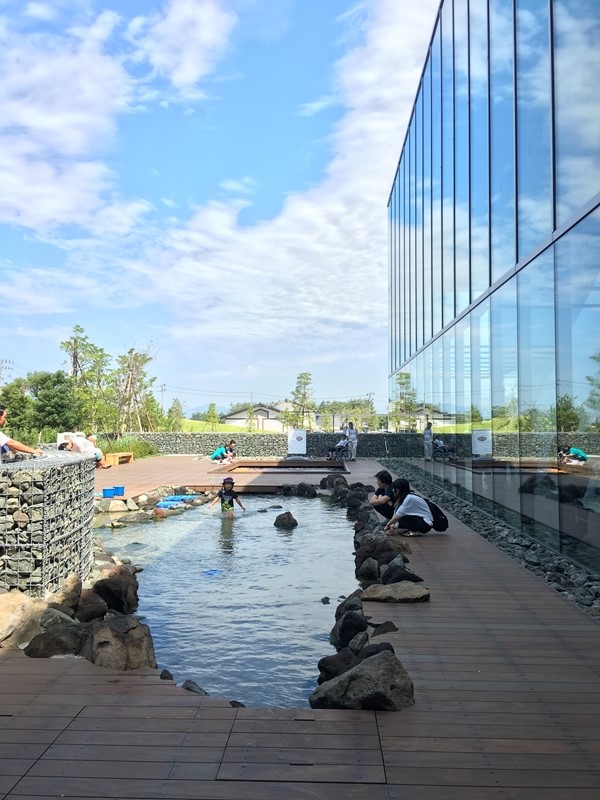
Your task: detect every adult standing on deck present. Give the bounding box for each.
[0,405,43,461]
[345,421,358,461]
[423,421,433,461]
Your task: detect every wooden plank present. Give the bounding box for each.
[215,762,386,783]
[221,746,383,765]
[384,767,600,788]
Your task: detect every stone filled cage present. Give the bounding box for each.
[0,452,96,597]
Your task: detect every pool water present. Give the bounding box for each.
[100,495,358,707]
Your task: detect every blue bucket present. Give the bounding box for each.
[113,486,125,496]
[102,488,115,498]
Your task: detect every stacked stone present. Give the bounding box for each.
[0,454,95,596]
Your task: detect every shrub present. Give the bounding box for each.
[98,436,159,459]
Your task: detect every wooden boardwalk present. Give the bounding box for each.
[1,457,600,798]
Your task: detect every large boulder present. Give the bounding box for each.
[92,567,139,614]
[75,589,109,622]
[356,557,379,582]
[362,583,430,603]
[309,650,414,711]
[274,512,298,528]
[0,591,46,648]
[381,564,423,584]
[116,511,153,524]
[335,590,363,620]
[23,624,91,658]
[46,573,82,610]
[317,647,360,684]
[329,610,368,650]
[355,535,411,572]
[81,615,157,670]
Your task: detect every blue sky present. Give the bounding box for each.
[0,0,439,413]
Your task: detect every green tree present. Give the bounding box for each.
[0,378,34,431]
[244,403,256,433]
[167,398,185,431]
[28,370,84,430]
[389,373,417,432]
[552,394,582,433]
[60,325,115,432]
[283,372,317,431]
[586,352,600,428]
[205,403,220,433]
[111,347,157,433]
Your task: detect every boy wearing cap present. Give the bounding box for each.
[208,477,246,518]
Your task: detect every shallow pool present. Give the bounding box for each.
[99,495,358,707]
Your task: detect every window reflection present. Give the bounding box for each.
[490,0,515,282]
[423,61,433,344]
[516,0,552,259]
[431,27,443,335]
[555,209,600,566]
[441,1,455,325]
[554,1,600,225]
[517,250,559,547]
[454,0,470,314]
[470,0,490,300]
[471,300,493,512]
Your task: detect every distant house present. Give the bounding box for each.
[223,402,291,432]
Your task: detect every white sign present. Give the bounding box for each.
[472,429,492,456]
[287,429,307,455]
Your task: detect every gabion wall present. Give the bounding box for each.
[129,431,600,459]
[0,452,95,596]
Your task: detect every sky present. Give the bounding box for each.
[0,0,440,414]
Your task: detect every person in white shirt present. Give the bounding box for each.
[344,421,358,461]
[423,421,433,461]
[384,478,433,536]
[326,435,350,460]
[58,436,111,468]
[0,405,43,461]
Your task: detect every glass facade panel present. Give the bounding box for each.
[431,26,443,335]
[454,0,470,314]
[555,209,600,569]
[490,0,516,282]
[490,280,520,528]
[516,0,552,260]
[441,0,455,325]
[469,0,489,299]
[517,250,560,547]
[554,1,600,225]
[388,0,600,573]
[423,61,433,344]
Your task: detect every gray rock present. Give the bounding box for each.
[39,608,78,630]
[356,557,380,581]
[81,615,157,670]
[330,610,369,650]
[362,583,430,603]
[348,631,369,654]
[274,512,298,528]
[309,650,414,711]
[182,679,208,695]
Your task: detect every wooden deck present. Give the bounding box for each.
[1,457,599,798]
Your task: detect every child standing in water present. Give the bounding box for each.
[209,477,246,519]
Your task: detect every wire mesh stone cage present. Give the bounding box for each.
[0,452,96,597]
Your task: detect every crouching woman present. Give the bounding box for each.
[384,478,433,537]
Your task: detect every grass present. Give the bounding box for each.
[180,420,245,432]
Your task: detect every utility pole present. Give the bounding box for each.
[0,359,13,388]
[160,384,166,413]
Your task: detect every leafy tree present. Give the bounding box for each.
[551,394,582,433]
[389,373,417,432]
[111,347,157,433]
[0,378,34,431]
[28,370,84,430]
[244,403,256,433]
[283,372,317,430]
[60,326,115,431]
[205,403,220,433]
[167,398,185,432]
[586,352,600,428]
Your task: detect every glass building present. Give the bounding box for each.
[388,0,600,571]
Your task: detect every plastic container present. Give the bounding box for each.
[165,495,197,503]
[102,488,115,498]
[113,486,125,496]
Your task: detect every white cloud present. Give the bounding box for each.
[128,0,237,91]
[298,95,335,117]
[25,3,56,21]
[219,177,257,195]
